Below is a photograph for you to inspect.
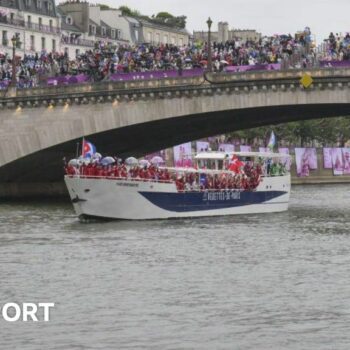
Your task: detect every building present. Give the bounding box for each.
[137,18,189,46]
[0,0,191,60]
[57,2,129,52]
[0,0,60,57]
[193,21,261,43]
[58,7,95,58]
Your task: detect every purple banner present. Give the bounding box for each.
[295,148,317,177]
[196,141,209,152]
[109,68,203,82]
[331,148,344,175]
[323,148,333,169]
[225,63,281,73]
[219,144,235,152]
[173,142,193,168]
[319,60,350,68]
[47,74,89,86]
[240,145,252,152]
[342,148,350,175]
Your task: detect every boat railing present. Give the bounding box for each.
[65,175,256,192]
[65,171,289,182]
[65,175,173,184]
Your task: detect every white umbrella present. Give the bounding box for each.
[151,156,164,165]
[220,60,229,65]
[125,157,139,166]
[77,156,87,165]
[101,156,115,165]
[139,159,151,167]
[68,159,79,167]
[93,152,102,160]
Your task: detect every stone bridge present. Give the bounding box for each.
[1,68,350,197]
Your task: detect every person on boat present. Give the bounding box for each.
[176,176,185,191]
[229,155,244,173]
[120,164,127,178]
[112,164,119,178]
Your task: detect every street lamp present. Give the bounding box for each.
[206,17,213,72]
[11,35,18,87]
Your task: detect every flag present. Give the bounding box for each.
[82,139,96,158]
[229,155,244,173]
[267,131,276,151]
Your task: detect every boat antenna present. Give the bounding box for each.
[76,141,80,158]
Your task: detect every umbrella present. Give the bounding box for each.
[185,58,192,62]
[151,156,164,165]
[101,156,116,165]
[220,60,229,65]
[93,152,102,160]
[200,60,208,65]
[139,159,151,167]
[125,157,139,166]
[77,156,91,165]
[68,159,79,167]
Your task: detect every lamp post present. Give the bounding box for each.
[206,17,213,72]
[11,35,17,87]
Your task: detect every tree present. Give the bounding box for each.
[174,15,187,29]
[156,12,174,20]
[226,117,350,147]
[118,5,133,17]
[98,4,112,10]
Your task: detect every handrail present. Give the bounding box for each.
[0,17,60,34]
[66,175,173,184]
[65,172,288,181]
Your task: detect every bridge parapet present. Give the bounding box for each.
[212,67,350,82]
[1,68,350,109]
[13,76,205,99]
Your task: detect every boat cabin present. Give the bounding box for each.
[194,151,291,175]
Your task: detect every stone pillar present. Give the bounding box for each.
[222,22,229,42]
[218,22,224,43]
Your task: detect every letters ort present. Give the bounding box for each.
[1,303,54,322]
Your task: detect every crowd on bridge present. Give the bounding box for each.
[320,32,350,62]
[1,28,350,89]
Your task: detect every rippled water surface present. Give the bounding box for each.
[0,185,350,349]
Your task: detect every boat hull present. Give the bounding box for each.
[65,175,291,220]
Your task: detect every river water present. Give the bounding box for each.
[0,185,350,349]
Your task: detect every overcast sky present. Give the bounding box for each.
[59,0,350,43]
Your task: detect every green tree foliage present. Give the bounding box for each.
[118,6,186,28]
[98,3,113,10]
[156,12,174,19]
[228,117,350,147]
[118,5,140,17]
[118,5,132,16]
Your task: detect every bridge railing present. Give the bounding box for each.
[207,67,350,83]
[5,67,350,101]
[14,75,206,98]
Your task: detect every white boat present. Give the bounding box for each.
[64,151,291,220]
